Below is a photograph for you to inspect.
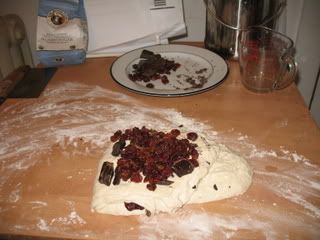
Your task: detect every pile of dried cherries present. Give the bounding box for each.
[99,126,199,191]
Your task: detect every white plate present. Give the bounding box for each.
[110,44,228,97]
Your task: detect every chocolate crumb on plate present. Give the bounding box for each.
[128,50,181,86]
[146,83,154,88]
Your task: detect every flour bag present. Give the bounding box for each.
[36,0,88,67]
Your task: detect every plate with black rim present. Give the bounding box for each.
[110,44,228,97]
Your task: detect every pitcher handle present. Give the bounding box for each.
[273,55,297,90]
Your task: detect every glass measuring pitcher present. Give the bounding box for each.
[238,26,297,93]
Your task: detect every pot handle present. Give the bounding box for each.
[260,0,287,27]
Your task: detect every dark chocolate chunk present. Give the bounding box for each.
[157,180,174,186]
[192,185,197,189]
[129,50,180,85]
[98,161,114,186]
[172,159,194,177]
[213,184,218,191]
[195,68,208,74]
[124,202,145,211]
[135,59,147,69]
[112,166,121,185]
[141,68,157,78]
[140,49,158,61]
[146,83,154,88]
[112,140,126,156]
[145,209,151,217]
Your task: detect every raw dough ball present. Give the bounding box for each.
[91,135,252,215]
[91,138,214,215]
[189,143,253,203]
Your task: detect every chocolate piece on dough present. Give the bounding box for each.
[112,166,121,186]
[157,180,174,186]
[98,161,114,186]
[172,159,194,177]
[111,140,126,156]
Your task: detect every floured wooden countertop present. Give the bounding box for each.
[0,45,319,239]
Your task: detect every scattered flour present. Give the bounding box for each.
[8,183,21,203]
[0,82,319,239]
[237,134,248,141]
[29,201,48,210]
[13,225,30,231]
[139,211,278,240]
[51,211,86,225]
[37,219,49,232]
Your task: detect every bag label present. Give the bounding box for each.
[37,16,87,51]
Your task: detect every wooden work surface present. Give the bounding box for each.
[0,44,319,239]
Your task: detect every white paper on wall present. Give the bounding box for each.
[84,0,186,57]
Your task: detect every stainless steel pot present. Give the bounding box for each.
[204,0,286,60]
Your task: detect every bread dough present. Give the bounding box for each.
[91,135,253,215]
[190,143,253,203]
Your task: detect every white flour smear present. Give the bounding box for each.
[0,82,319,239]
[50,211,86,225]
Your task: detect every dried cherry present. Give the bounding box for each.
[110,130,122,142]
[187,132,198,141]
[124,202,145,211]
